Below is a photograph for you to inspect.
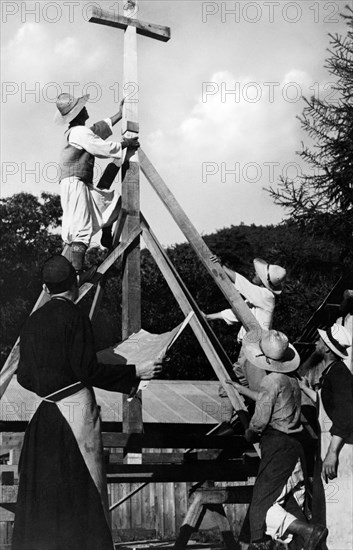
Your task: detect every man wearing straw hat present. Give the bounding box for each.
[12,255,162,550]
[205,257,286,391]
[55,92,139,278]
[228,329,327,550]
[299,322,353,549]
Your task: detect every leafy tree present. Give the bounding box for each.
[268,6,353,262]
[0,193,347,378]
[0,192,62,364]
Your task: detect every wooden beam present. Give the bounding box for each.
[89,202,127,322]
[140,217,248,420]
[139,149,261,336]
[77,226,142,304]
[97,160,121,190]
[174,492,203,550]
[88,6,171,42]
[109,450,227,464]
[102,432,246,450]
[109,482,148,512]
[194,487,253,505]
[121,0,143,450]
[106,460,258,483]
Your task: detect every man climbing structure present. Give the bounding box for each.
[205,256,286,391]
[228,329,328,550]
[55,92,139,277]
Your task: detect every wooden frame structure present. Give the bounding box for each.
[0,2,264,546]
[85,1,263,446]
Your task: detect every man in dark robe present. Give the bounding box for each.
[12,255,162,550]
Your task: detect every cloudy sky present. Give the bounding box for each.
[1,0,349,245]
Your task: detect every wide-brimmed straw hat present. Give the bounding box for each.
[242,329,300,373]
[54,93,89,126]
[318,323,351,359]
[253,258,286,295]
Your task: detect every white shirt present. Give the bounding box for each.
[220,272,275,341]
[68,118,122,160]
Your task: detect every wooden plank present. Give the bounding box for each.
[102,432,247,450]
[140,219,248,424]
[164,482,176,538]
[88,6,171,42]
[109,450,224,464]
[109,482,148,511]
[174,492,203,550]
[0,486,18,503]
[143,482,155,531]
[194,487,253,505]
[139,149,261,335]
[121,0,143,447]
[174,482,188,535]
[89,202,127,321]
[97,160,121,190]
[155,480,164,537]
[0,421,221,435]
[76,226,142,303]
[106,460,258,483]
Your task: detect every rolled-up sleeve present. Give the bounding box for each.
[235,273,274,310]
[249,375,278,434]
[69,120,122,160]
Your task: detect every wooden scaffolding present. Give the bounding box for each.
[4,1,351,548]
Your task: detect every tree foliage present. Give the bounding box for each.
[268,6,353,260]
[0,191,349,379]
[0,192,62,364]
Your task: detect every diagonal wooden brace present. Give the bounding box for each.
[139,148,261,337]
[77,225,142,304]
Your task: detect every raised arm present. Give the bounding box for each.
[110,98,125,126]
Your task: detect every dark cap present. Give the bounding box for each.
[42,255,77,294]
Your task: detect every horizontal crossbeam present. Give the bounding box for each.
[88,6,170,42]
[102,432,248,451]
[107,458,259,483]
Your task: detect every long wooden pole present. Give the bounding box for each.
[139,149,261,336]
[140,217,248,419]
[121,0,143,455]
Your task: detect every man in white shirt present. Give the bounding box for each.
[55,92,139,276]
[205,257,286,391]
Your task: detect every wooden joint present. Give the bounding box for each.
[88,7,171,42]
[122,120,140,134]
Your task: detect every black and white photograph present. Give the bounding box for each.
[1,1,352,549]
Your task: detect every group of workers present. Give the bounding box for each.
[10,93,353,550]
[205,257,353,550]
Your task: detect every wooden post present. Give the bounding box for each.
[120,0,143,446]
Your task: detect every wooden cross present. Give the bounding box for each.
[89,2,170,453]
[89,2,170,333]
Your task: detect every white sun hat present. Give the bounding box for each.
[54,93,90,126]
[318,323,351,359]
[242,329,300,373]
[253,258,286,295]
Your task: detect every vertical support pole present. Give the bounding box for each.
[121,0,143,450]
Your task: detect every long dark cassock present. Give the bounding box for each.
[12,297,137,550]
